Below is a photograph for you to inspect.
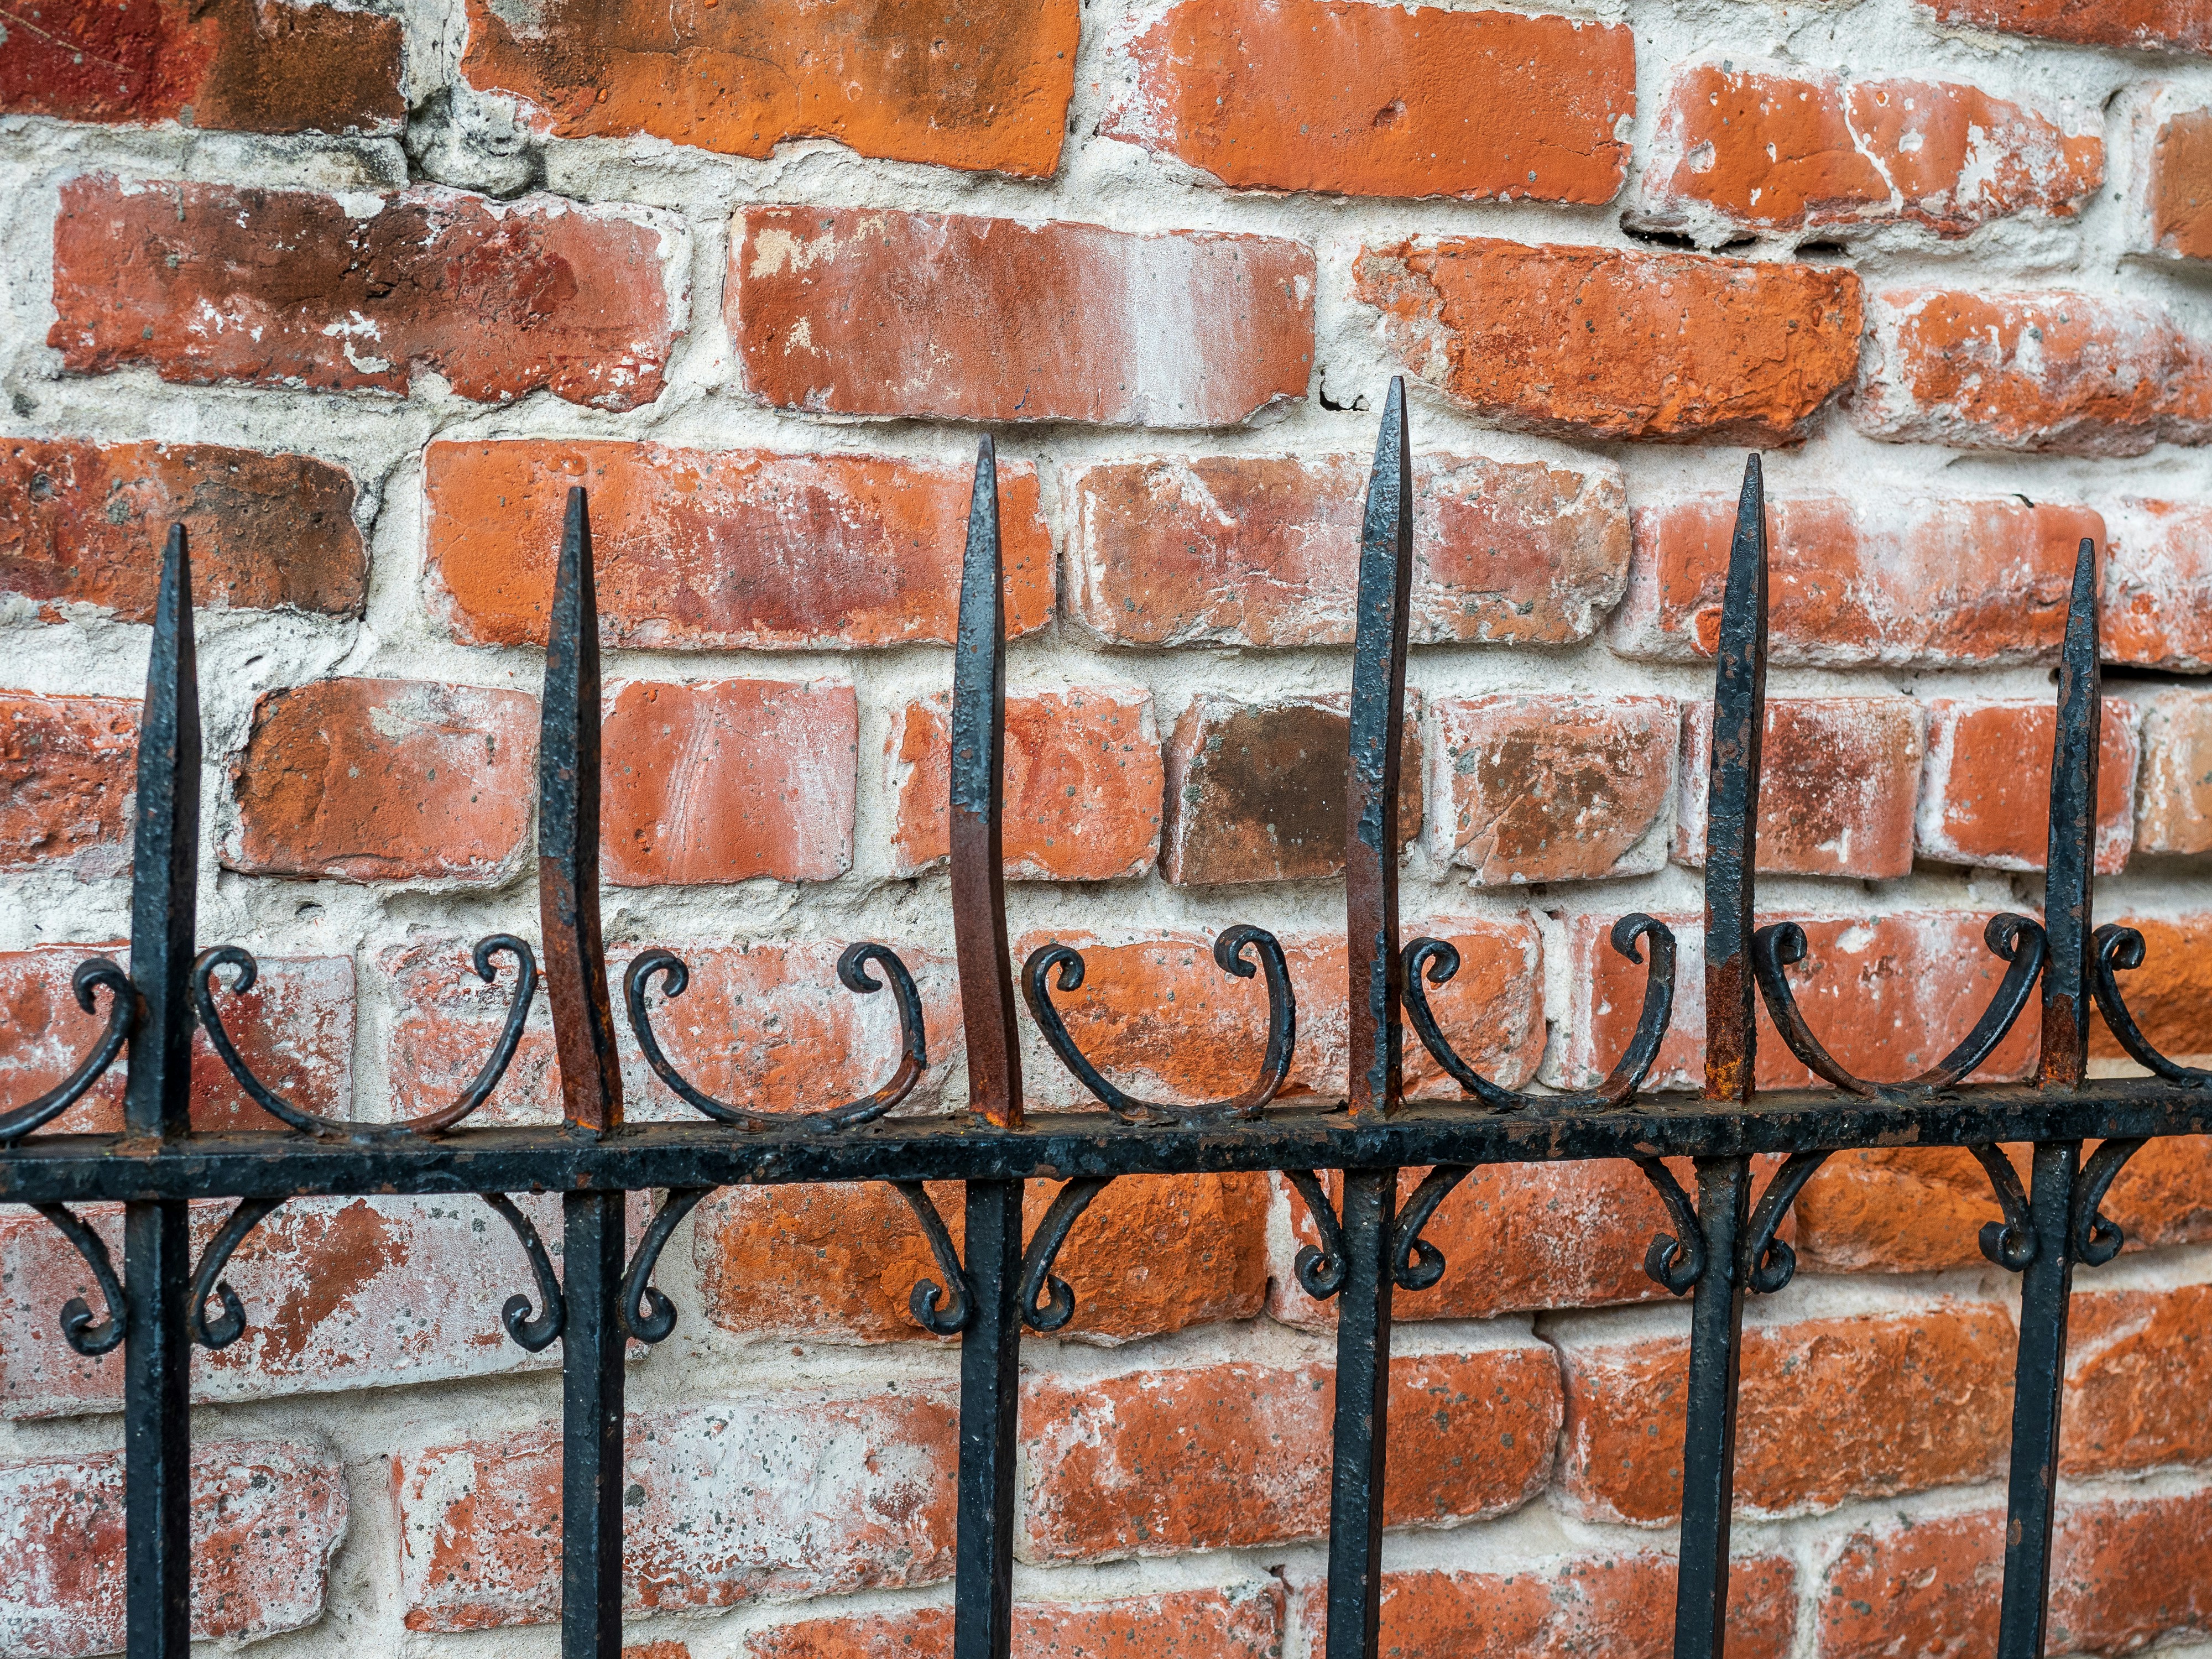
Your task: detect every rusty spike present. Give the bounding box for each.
[2039,535,2101,1091]
[1704,456,1769,1104]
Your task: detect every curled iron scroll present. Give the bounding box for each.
[188,1196,284,1349]
[1742,1150,1831,1293]
[1630,1152,1705,1294]
[627,942,926,1131]
[1970,1144,2037,1271]
[1284,1170,1348,1299]
[481,1193,565,1351]
[1405,917,1674,1110]
[891,1181,972,1335]
[194,936,536,1139]
[1022,927,1295,1125]
[0,958,134,1145]
[2073,1137,2149,1266]
[623,1187,714,1343]
[1019,1177,1113,1332]
[1391,1165,1473,1290]
[2090,925,2212,1088]
[33,1203,125,1355]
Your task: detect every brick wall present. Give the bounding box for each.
[6,0,2212,1654]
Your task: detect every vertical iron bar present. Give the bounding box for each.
[124,525,199,1659]
[1674,457,1768,1659]
[1323,1169,1396,1659]
[540,489,626,1659]
[1995,535,2101,1659]
[950,440,1024,1659]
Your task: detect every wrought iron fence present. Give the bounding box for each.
[2,378,2206,1659]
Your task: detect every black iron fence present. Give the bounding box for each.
[2,378,2205,1659]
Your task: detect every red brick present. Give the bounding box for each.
[0,0,401,132]
[226,679,538,883]
[395,1391,958,1630]
[1103,0,1633,202]
[887,688,1160,882]
[603,679,855,886]
[2,439,363,623]
[2064,1284,2212,1477]
[1556,1300,2015,1525]
[1290,1550,1797,1659]
[0,947,353,1141]
[0,1193,569,1417]
[2107,497,2212,670]
[1161,695,1419,885]
[51,177,679,410]
[0,1440,345,1655]
[1020,1339,1561,1559]
[744,1585,1285,1659]
[0,692,137,877]
[1426,693,1676,884]
[1639,62,2099,238]
[1817,1489,2212,1659]
[700,1175,1266,1344]
[729,208,1313,427]
[1856,288,2212,455]
[461,0,1075,175]
[1613,494,2103,666]
[1674,698,1922,878]
[1352,239,1861,445]
[1795,1146,2028,1276]
[425,441,1053,650]
[1561,909,2042,1097]
[2121,85,2212,261]
[1915,0,2212,54]
[2135,692,2212,854]
[1917,698,2138,874]
[1065,453,1627,649]
[1009,921,1541,1111]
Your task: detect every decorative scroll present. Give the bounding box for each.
[481,1193,565,1351]
[2073,1137,2150,1266]
[2090,925,2212,1089]
[891,1181,971,1335]
[187,1196,284,1349]
[1284,1170,1349,1299]
[0,959,134,1145]
[32,1203,126,1355]
[1742,1150,1832,1293]
[623,1187,714,1342]
[1390,1165,1473,1291]
[1971,1145,2038,1271]
[1018,1177,1113,1331]
[1631,1153,1706,1294]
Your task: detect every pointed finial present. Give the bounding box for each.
[2040,535,2101,1090]
[1704,456,1769,1104]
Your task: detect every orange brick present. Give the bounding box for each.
[603,680,855,886]
[2107,497,2212,670]
[1613,494,2102,666]
[2127,88,2212,260]
[425,441,1053,650]
[744,1585,1285,1659]
[887,689,1161,882]
[227,679,538,883]
[1916,0,2212,53]
[1104,0,1633,202]
[697,1174,1268,1345]
[2135,691,2212,854]
[1020,1340,1561,1559]
[2064,1284,2212,1477]
[1674,698,1922,878]
[461,0,1075,175]
[1917,698,2138,873]
[1556,1301,2016,1524]
[51,177,679,409]
[1640,62,2098,238]
[0,692,138,878]
[1062,453,1628,649]
[1858,287,2212,455]
[729,208,1313,427]
[1426,693,1676,884]
[1353,239,1861,445]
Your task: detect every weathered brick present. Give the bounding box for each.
[2121,85,2212,260]
[744,1584,1285,1659]
[0,1193,570,1417]
[1161,695,1419,885]
[729,208,1313,426]
[2,439,364,624]
[1914,0,2212,54]
[1104,0,1633,202]
[1556,1300,2015,1524]
[461,0,1075,175]
[1020,1339,1561,1559]
[1063,453,1629,649]
[425,441,1053,650]
[1560,909,2041,1097]
[0,1440,346,1656]
[0,948,353,1140]
[1353,239,1861,445]
[1426,693,1676,884]
[0,693,137,877]
[227,679,538,883]
[51,177,680,410]
[1289,1550,1797,1659]
[1674,698,1922,878]
[2064,1284,2212,1477]
[700,1174,1266,1344]
[1856,288,2212,455]
[1817,1488,2212,1659]
[1638,62,2099,238]
[2107,497,2212,670]
[888,690,1160,882]
[1917,698,2138,873]
[395,1391,958,1629]
[1613,494,2103,666]
[1795,1147,2027,1276]
[604,680,855,886]
[0,0,402,132]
